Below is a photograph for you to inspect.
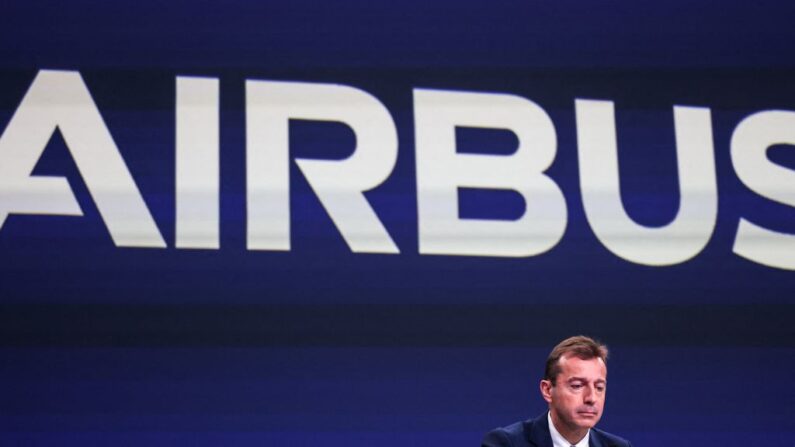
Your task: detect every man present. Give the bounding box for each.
[482,336,632,447]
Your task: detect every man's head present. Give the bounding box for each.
[540,336,609,441]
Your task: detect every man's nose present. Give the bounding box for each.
[583,385,596,404]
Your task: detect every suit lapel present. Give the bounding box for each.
[524,413,554,447]
[589,430,605,447]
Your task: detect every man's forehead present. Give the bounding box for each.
[558,354,607,379]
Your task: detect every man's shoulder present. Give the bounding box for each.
[481,420,526,447]
[481,418,538,447]
[482,415,633,447]
[494,419,527,436]
[590,426,633,447]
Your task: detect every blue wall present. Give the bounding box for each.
[1,1,794,445]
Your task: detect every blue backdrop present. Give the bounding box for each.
[1,1,794,445]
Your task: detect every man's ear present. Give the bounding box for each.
[539,379,553,404]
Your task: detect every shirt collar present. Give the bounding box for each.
[547,411,590,447]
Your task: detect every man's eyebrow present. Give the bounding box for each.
[566,377,607,383]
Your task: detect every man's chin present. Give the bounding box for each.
[574,412,600,427]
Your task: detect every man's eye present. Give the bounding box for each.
[570,383,583,389]
[596,386,605,392]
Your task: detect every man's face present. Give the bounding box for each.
[540,354,607,434]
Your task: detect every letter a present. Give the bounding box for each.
[0,70,165,247]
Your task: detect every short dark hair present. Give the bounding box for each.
[544,335,608,384]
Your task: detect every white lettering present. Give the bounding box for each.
[576,99,717,265]
[246,80,399,253]
[414,89,566,257]
[731,110,795,270]
[176,76,220,249]
[0,70,165,248]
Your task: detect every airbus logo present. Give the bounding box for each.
[1,70,793,270]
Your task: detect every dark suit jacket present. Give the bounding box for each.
[482,413,632,447]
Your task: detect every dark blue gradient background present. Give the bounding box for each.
[1,1,794,446]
